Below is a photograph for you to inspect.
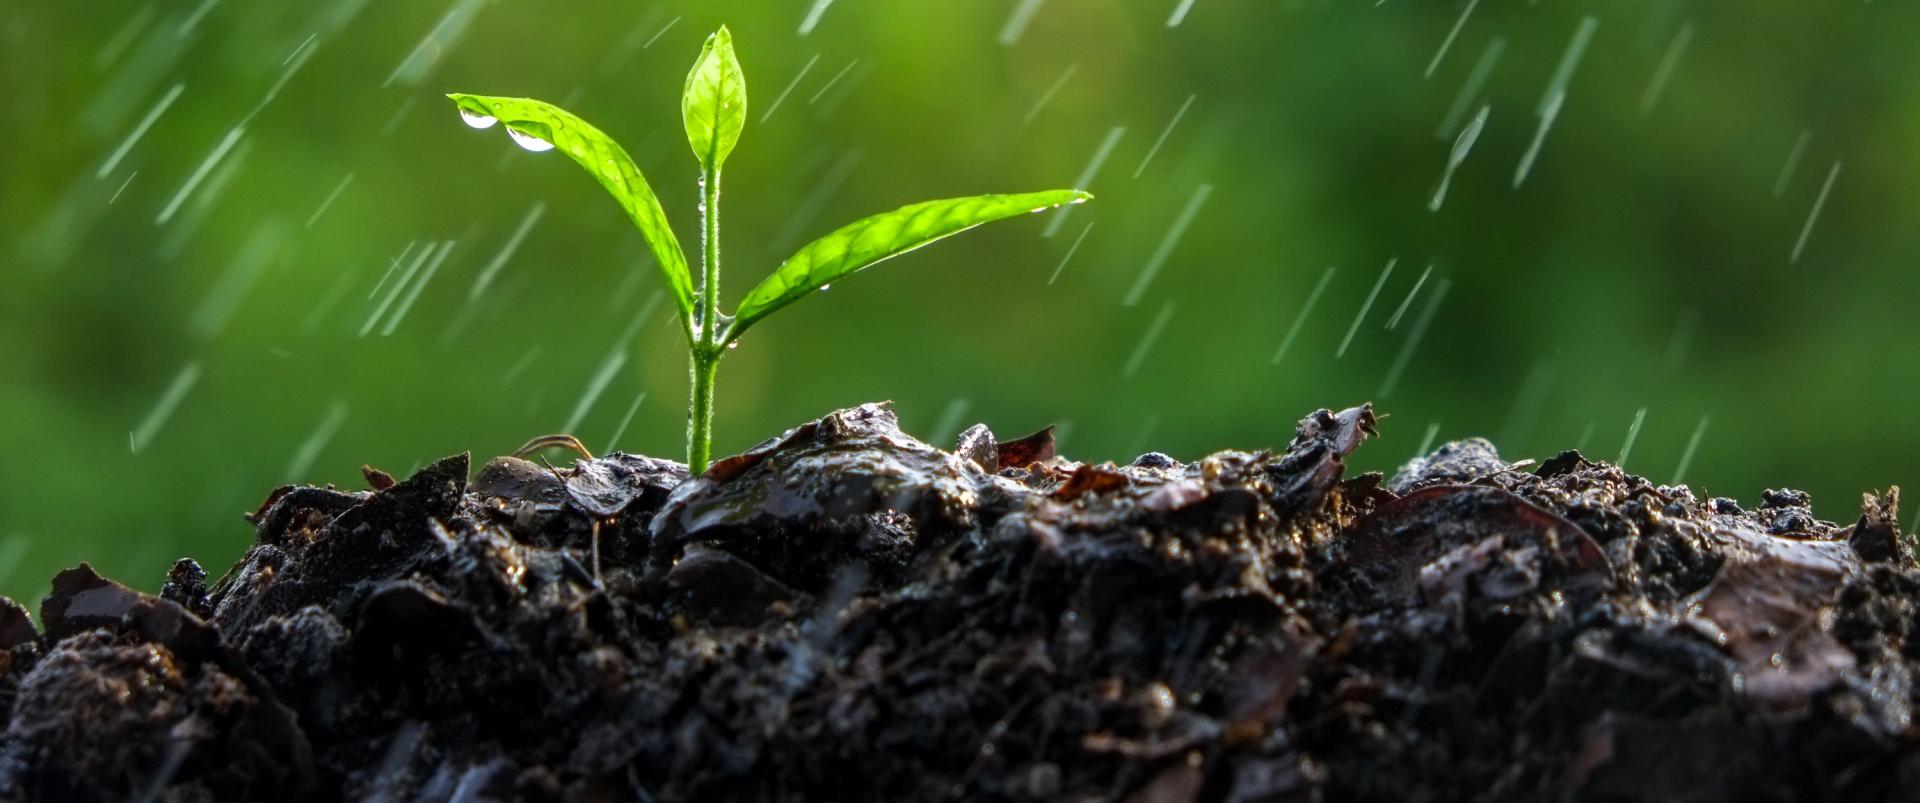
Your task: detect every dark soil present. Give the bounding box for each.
[2,402,1918,802]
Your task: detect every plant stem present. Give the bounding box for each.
[687,353,717,474]
[700,167,721,349]
[687,164,723,475]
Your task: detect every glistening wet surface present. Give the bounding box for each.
[1,402,1916,801]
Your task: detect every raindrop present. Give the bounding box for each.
[1336,258,1397,358]
[1133,94,1196,178]
[1122,181,1209,305]
[507,126,555,152]
[1123,300,1177,378]
[1430,104,1489,211]
[304,172,355,229]
[384,0,486,89]
[1498,361,1556,449]
[1789,160,1841,264]
[1771,129,1811,197]
[1573,421,1596,453]
[1377,278,1451,399]
[1022,63,1077,125]
[1413,421,1442,459]
[929,398,972,445]
[97,82,185,178]
[1512,90,1563,189]
[300,271,356,334]
[641,16,681,48]
[178,0,220,38]
[808,59,860,105]
[459,108,497,129]
[1541,17,1599,113]
[605,392,648,454]
[1673,415,1710,485]
[1166,0,1198,27]
[1638,21,1695,116]
[1047,221,1095,285]
[370,240,419,299]
[362,241,436,336]
[761,53,821,123]
[380,240,458,336]
[564,347,628,434]
[798,0,834,35]
[470,201,546,300]
[1384,263,1432,329]
[1616,407,1648,469]
[108,172,138,205]
[501,345,543,386]
[1270,266,1336,366]
[94,5,157,73]
[381,96,421,138]
[1424,0,1479,79]
[1436,38,1504,139]
[1662,308,1701,371]
[155,124,245,225]
[999,0,1048,46]
[130,361,204,454]
[285,400,350,480]
[774,149,863,251]
[191,222,288,338]
[1044,126,1126,238]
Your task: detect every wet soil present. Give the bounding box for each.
[2,402,1918,801]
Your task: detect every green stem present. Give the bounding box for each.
[687,353,717,475]
[699,167,721,349]
[687,164,723,475]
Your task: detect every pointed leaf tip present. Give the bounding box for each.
[683,25,748,170]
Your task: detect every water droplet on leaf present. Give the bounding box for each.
[726,341,739,350]
[459,109,498,129]
[819,284,831,291]
[506,127,555,153]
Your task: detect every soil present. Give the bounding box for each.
[2,402,1918,802]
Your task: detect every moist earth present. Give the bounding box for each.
[1,402,1917,801]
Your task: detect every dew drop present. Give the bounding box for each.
[506,127,555,152]
[726,340,739,350]
[459,108,498,129]
[819,284,831,291]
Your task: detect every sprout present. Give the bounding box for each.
[447,26,1090,474]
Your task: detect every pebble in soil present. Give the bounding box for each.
[1,401,1917,801]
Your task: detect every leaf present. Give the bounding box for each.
[681,27,747,171]
[728,190,1091,341]
[446,93,696,334]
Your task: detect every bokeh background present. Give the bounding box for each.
[4,1,1917,601]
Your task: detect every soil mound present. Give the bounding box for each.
[2,403,1915,801]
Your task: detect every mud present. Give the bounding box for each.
[2,402,1917,801]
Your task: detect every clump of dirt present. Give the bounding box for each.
[2,402,1917,801]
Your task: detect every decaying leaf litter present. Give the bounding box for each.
[3,402,1918,801]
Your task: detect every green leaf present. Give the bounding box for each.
[728,190,1091,340]
[446,93,696,335]
[681,27,747,171]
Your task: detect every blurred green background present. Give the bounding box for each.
[4,1,1917,602]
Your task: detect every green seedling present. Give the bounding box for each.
[448,26,1089,475]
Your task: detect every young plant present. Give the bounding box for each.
[448,26,1089,474]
